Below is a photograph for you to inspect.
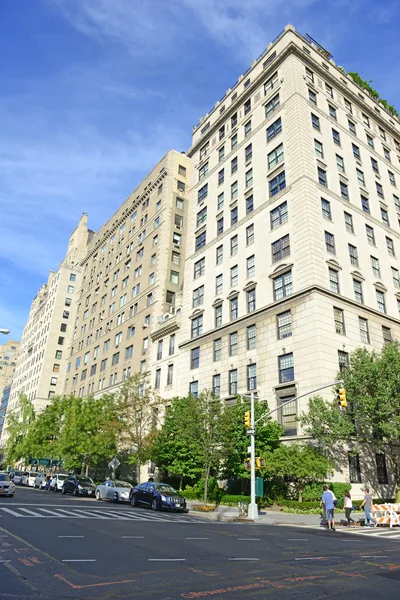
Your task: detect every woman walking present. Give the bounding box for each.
[344,490,355,525]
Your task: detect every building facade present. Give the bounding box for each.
[0,340,19,393]
[176,24,400,497]
[0,215,93,448]
[63,150,191,399]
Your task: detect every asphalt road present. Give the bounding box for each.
[1,487,400,599]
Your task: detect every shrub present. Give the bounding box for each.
[220,494,250,506]
[278,500,321,510]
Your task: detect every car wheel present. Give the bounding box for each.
[151,499,160,511]
[96,491,101,501]
[62,486,66,495]
[130,495,139,507]
[113,492,119,503]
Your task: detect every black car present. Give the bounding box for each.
[61,475,96,497]
[130,482,186,512]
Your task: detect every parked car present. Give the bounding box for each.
[95,480,132,503]
[0,473,16,497]
[50,473,68,493]
[34,474,47,489]
[21,471,39,487]
[61,475,96,497]
[129,482,186,512]
[10,471,22,485]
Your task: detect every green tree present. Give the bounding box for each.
[264,444,332,501]
[219,396,283,492]
[4,394,36,464]
[23,396,65,465]
[301,342,400,502]
[114,373,161,483]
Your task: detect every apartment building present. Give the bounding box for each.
[0,215,93,448]
[0,340,19,392]
[176,24,400,495]
[63,150,191,398]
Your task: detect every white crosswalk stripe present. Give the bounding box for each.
[340,526,400,540]
[0,506,209,522]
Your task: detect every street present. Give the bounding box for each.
[0,488,399,599]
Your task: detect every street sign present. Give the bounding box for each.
[255,477,264,497]
[246,428,255,435]
[108,457,121,470]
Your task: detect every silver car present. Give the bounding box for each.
[95,480,132,503]
[0,473,16,497]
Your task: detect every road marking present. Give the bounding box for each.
[62,559,96,562]
[360,555,388,559]
[0,507,25,517]
[288,538,308,541]
[18,508,43,517]
[122,536,144,539]
[228,558,259,561]
[295,557,328,561]
[148,558,186,562]
[58,536,84,538]
[0,560,11,563]
[238,538,261,541]
[186,537,209,540]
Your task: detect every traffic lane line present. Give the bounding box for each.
[62,559,96,562]
[58,536,84,538]
[122,536,144,539]
[228,558,259,561]
[148,558,186,562]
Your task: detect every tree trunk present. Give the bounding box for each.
[203,465,210,506]
[85,463,89,477]
[137,458,141,484]
[179,475,183,491]
[395,486,400,504]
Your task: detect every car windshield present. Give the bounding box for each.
[0,474,10,482]
[57,475,67,481]
[77,476,94,484]
[115,481,131,488]
[154,484,178,495]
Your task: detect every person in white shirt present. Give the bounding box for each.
[344,490,355,525]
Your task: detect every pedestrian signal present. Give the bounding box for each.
[244,459,251,470]
[255,457,265,469]
[336,387,347,408]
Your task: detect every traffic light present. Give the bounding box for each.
[336,387,347,408]
[255,457,265,469]
[244,459,251,470]
[244,410,251,428]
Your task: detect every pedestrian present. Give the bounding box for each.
[320,485,336,531]
[344,490,355,526]
[360,487,376,527]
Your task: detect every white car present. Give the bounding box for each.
[95,480,132,503]
[0,473,16,497]
[10,471,22,485]
[50,473,68,492]
[21,471,39,487]
[34,474,47,489]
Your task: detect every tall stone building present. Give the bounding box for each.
[0,340,19,392]
[174,24,400,496]
[0,215,93,448]
[63,150,191,398]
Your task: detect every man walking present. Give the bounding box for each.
[321,485,336,531]
[360,487,376,527]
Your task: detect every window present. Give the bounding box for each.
[334,307,345,335]
[191,315,203,338]
[167,365,174,386]
[230,265,238,287]
[362,113,370,127]
[215,304,223,327]
[229,369,238,396]
[394,194,400,211]
[381,207,389,227]
[371,256,381,277]
[198,162,209,181]
[366,134,374,148]
[170,270,179,284]
[376,454,388,484]
[325,231,335,254]
[244,98,251,114]
[176,197,184,210]
[247,289,256,312]
[247,364,257,391]
[329,105,337,120]
[245,143,252,162]
[216,245,223,265]
[55,350,62,360]
[344,212,354,233]
[279,353,294,383]
[169,334,175,356]
[329,268,340,293]
[332,129,341,145]
[230,297,238,320]
[111,352,120,366]
[270,201,288,229]
[246,254,255,278]
[213,338,222,361]
[195,231,206,250]
[305,67,314,83]
[348,120,356,135]
[177,181,185,192]
[348,453,361,483]
[215,274,223,295]
[371,157,379,174]
[278,394,297,436]
[266,117,282,141]
[191,347,200,369]
[153,234,159,246]
[154,369,161,390]
[338,350,349,373]
[356,169,365,186]
[231,133,237,150]
[384,146,391,162]
[231,156,238,174]
[308,89,317,105]
[217,192,224,211]
[60,323,67,332]
[218,146,225,162]
[244,120,252,137]
[311,113,320,130]
[192,285,204,307]
[321,198,331,220]
[229,332,238,356]
[196,207,207,227]
[376,182,384,199]
[352,143,360,160]
[245,169,253,189]
[376,289,386,313]
[230,236,238,257]
[273,270,292,300]
[353,279,363,303]
[198,184,208,203]
[268,144,284,169]
[386,237,395,257]
[218,168,224,186]
[359,317,370,343]
[277,310,292,339]
[172,251,180,265]
[125,345,133,359]
[269,171,286,196]
[335,155,345,174]
[318,167,327,187]
[314,139,324,159]
[231,181,238,201]
[366,225,375,245]
[178,164,186,176]
[194,257,205,279]
[344,98,352,113]
[379,127,386,141]
[212,374,221,398]
[361,195,370,213]
[348,244,358,266]
[58,337,64,345]
[50,376,58,386]
[265,93,280,117]
[245,194,254,214]
[340,182,349,200]
[326,83,333,98]
[272,234,290,262]
[231,113,237,128]
[231,206,238,225]
[247,325,256,350]
[67,285,74,293]
[392,267,400,289]
[246,223,254,245]
[382,326,392,345]
[190,381,199,398]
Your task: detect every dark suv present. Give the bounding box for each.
[61,475,96,497]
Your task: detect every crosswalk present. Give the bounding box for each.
[0,505,209,523]
[340,526,400,541]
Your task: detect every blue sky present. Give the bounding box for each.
[1,0,399,343]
